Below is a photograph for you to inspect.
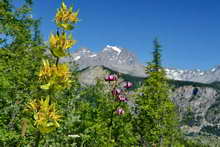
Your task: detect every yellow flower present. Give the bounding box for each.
[26,97,62,134]
[55,2,79,30]
[38,59,52,79]
[26,99,39,112]
[38,60,72,90]
[49,32,76,58]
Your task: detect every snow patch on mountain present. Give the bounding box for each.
[165,69,185,81]
[199,72,205,76]
[105,45,122,55]
[211,68,216,72]
[74,56,81,61]
[89,54,97,57]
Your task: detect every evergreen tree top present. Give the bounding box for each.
[152,38,162,71]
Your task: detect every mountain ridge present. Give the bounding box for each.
[61,45,220,83]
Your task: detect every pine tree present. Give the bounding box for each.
[135,39,179,146]
[152,38,162,71]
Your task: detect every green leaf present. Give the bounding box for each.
[40,82,51,90]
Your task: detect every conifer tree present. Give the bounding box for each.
[135,39,179,146]
[152,38,162,71]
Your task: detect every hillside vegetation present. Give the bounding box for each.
[0,1,219,146]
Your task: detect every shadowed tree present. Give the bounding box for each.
[152,38,162,71]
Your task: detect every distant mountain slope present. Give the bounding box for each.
[62,45,220,84]
[165,66,220,83]
[77,65,220,90]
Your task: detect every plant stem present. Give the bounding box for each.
[108,108,114,145]
[35,131,41,147]
[108,103,120,145]
[56,57,59,67]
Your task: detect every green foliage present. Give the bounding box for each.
[0,1,218,146]
[72,79,137,146]
[177,136,210,147]
[21,1,80,146]
[152,38,162,71]
[134,40,180,146]
[31,71,81,146]
[0,0,47,145]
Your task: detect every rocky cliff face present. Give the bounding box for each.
[78,66,109,85]
[172,85,220,136]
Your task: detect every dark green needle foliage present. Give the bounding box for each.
[152,38,162,71]
[135,39,179,146]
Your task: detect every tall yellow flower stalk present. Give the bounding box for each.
[38,59,72,90]
[24,2,79,146]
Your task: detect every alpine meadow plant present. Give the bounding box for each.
[74,75,137,146]
[22,1,79,146]
[104,74,136,145]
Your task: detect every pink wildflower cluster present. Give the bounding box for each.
[115,108,125,115]
[105,75,118,81]
[105,74,133,115]
[123,81,133,89]
[117,95,128,102]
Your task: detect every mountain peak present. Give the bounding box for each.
[103,45,123,55]
[63,45,220,83]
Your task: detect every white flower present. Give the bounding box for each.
[68,134,80,138]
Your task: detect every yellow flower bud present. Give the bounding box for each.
[49,32,76,58]
[55,2,79,30]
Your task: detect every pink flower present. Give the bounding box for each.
[105,75,118,81]
[112,88,121,96]
[117,95,128,102]
[116,108,125,115]
[123,81,133,89]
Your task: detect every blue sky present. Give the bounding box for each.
[16,0,220,70]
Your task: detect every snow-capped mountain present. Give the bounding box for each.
[61,45,145,77]
[98,45,145,76]
[61,45,220,83]
[165,66,220,83]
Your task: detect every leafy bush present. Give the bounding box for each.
[0,1,217,146]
